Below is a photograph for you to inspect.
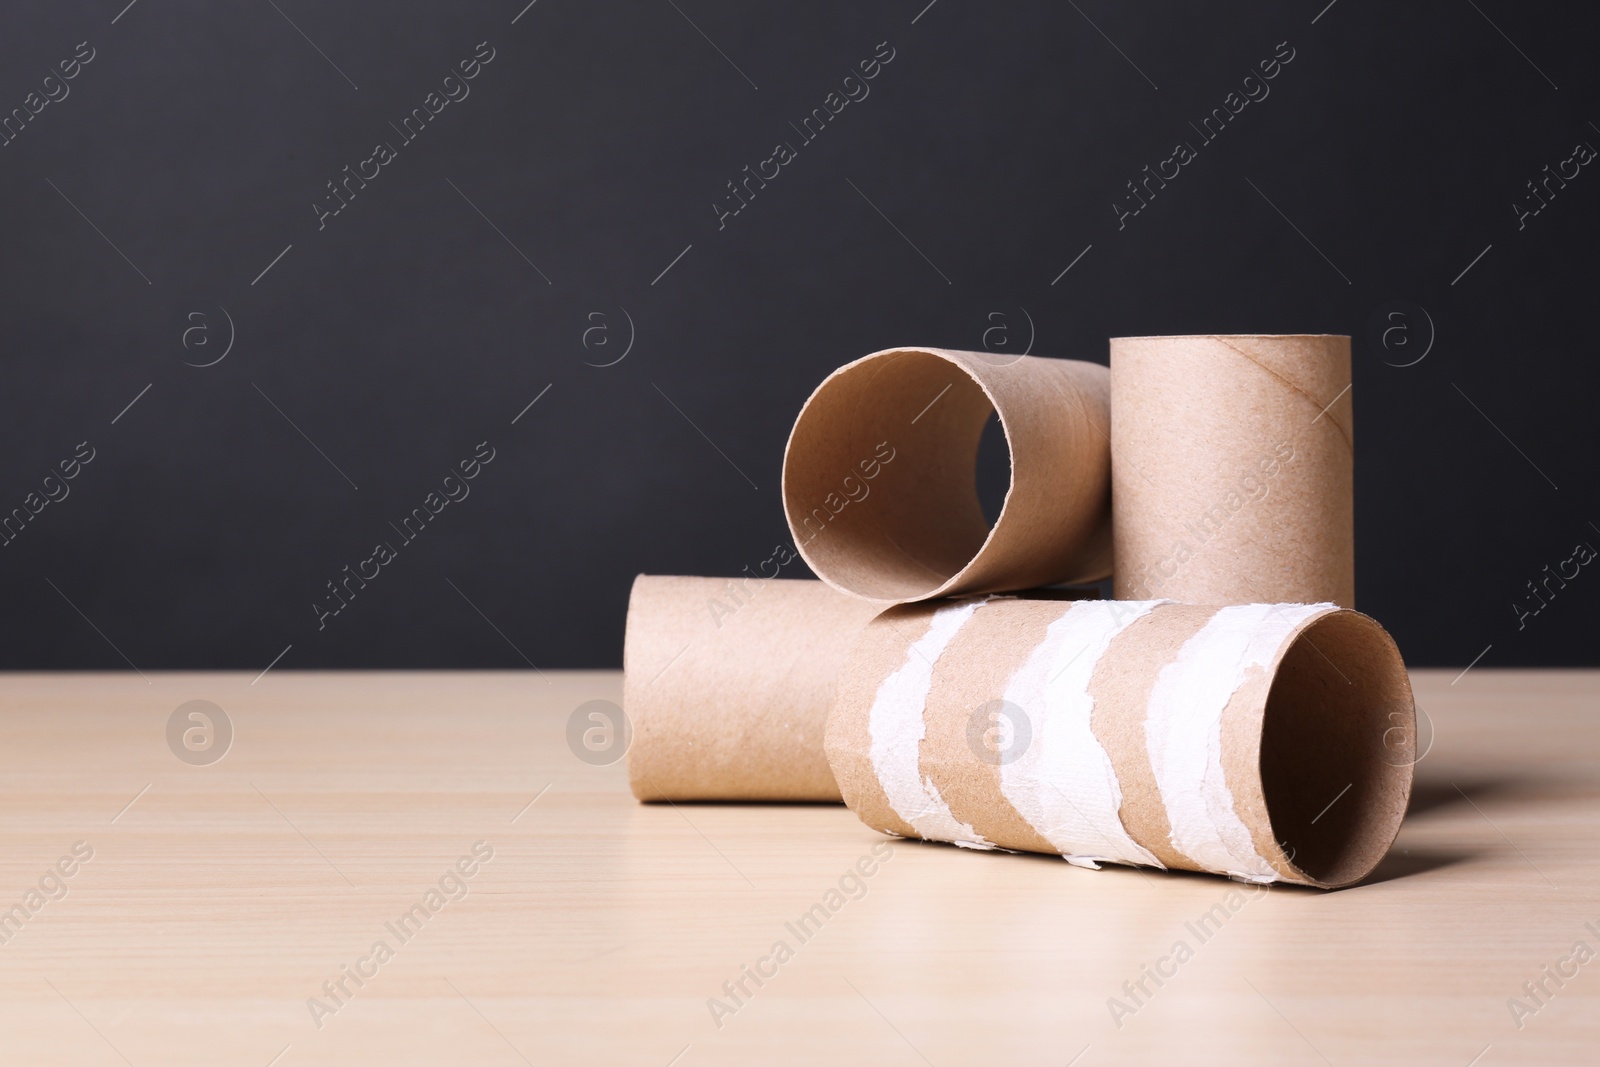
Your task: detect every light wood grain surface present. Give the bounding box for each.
[0,669,1595,1066]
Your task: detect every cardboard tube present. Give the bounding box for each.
[624,575,884,802]
[1110,334,1354,607]
[825,596,1414,888]
[782,347,1112,603]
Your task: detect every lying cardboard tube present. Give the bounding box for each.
[782,347,1112,603]
[624,575,884,801]
[1110,334,1354,607]
[826,596,1414,888]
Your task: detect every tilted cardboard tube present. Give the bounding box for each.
[826,596,1414,888]
[624,575,884,802]
[1110,334,1354,607]
[782,347,1112,603]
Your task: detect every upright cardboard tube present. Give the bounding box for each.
[1110,334,1354,607]
[783,347,1112,603]
[625,575,884,801]
[826,596,1414,888]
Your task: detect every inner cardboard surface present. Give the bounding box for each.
[1259,610,1416,888]
[783,347,1112,603]
[783,349,996,601]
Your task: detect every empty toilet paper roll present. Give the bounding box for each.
[782,347,1112,604]
[825,596,1414,888]
[1110,334,1354,607]
[625,575,884,802]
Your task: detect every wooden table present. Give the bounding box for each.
[0,669,1594,1065]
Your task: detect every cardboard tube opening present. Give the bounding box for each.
[1260,611,1415,888]
[784,347,1111,603]
[785,350,994,601]
[975,412,1011,526]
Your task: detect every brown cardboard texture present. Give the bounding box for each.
[782,347,1112,603]
[1110,334,1354,607]
[825,596,1413,888]
[624,575,883,801]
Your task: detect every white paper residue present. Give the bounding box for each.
[1144,602,1332,880]
[868,599,994,849]
[1000,600,1166,868]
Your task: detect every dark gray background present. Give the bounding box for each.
[1,0,1594,671]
